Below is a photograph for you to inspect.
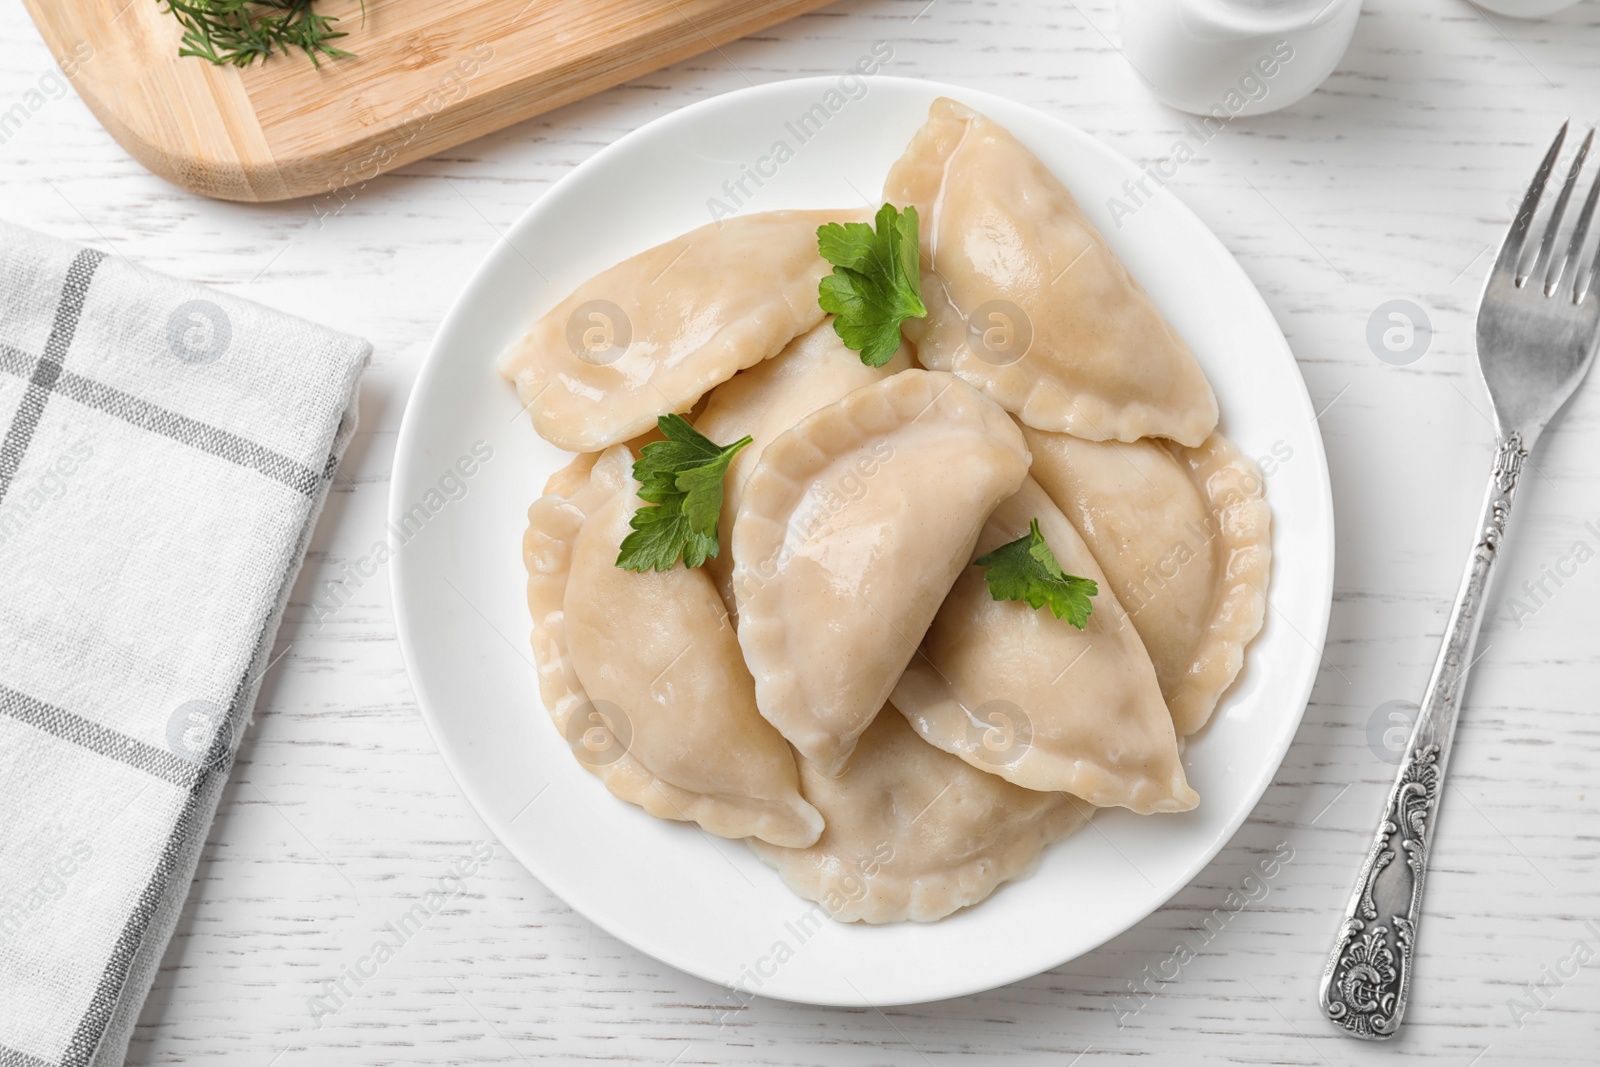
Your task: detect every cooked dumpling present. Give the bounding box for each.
[748,709,1088,923]
[883,98,1218,447]
[523,446,822,846]
[892,477,1198,814]
[498,209,861,452]
[732,369,1030,777]
[693,319,912,615]
[1023,427,1271,736]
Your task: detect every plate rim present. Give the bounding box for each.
[389,74,1336,1007]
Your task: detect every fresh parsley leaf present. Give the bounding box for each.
[615,415,751,572]
[675,460,738,534]
[817,203,927,368]
[974,519,1098,627]
[615,501,718,574]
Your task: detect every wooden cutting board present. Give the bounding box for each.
[21,0,835,203]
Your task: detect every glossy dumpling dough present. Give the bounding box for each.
[693,319,912,615]
[893,477,1198,814]
[522,446,823,846]
[748,709,1088,923]
[498,209,860,452]
[732,369,1030,777]
[883,98,1218,447]
[1024,427,1271,737]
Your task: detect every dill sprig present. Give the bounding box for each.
[160,0,358,67]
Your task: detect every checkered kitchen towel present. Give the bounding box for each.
[0,221,367,1066]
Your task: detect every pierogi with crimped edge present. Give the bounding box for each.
[523,445,822,847]
[748,709,1089,924]
[502,98,1274,925]
[693,320,913,617]
[731,369,1030,778]
[884,98,1218,447]
[1022,427,1272,737]
[498,209,864,453]
[892,477,1198,814]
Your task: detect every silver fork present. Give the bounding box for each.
[1318,123,1600,1040]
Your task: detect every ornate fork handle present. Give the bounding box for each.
[1319,432,1529,1039]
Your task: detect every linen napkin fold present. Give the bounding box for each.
[0,220,368,1067]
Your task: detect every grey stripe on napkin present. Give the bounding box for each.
[0,249,100,503]
[0,221,368,1067]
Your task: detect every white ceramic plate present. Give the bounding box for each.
[390,76,1334,1007]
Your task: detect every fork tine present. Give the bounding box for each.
[1564,150,1600,302]
[1539,127,1595,293]
[1493,121,1567,284]
[1587,209,1600,304]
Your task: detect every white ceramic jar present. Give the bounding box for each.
[1116,0,1363,118]
[1470,0,1581,16]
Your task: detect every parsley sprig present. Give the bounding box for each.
[160,0,357,67]
[817,204,927,368]
[975,519,1098,628]
[615,415,751,573]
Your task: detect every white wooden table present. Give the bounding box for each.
[5,1,1599,1062]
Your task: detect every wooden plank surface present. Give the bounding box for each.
[19,0,835,202]
[4,0,1600,1063]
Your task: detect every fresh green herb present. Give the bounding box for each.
[615,415,752,572]
[975,519,1098,627]
[160,0,358,68]
[816,203,927,368]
